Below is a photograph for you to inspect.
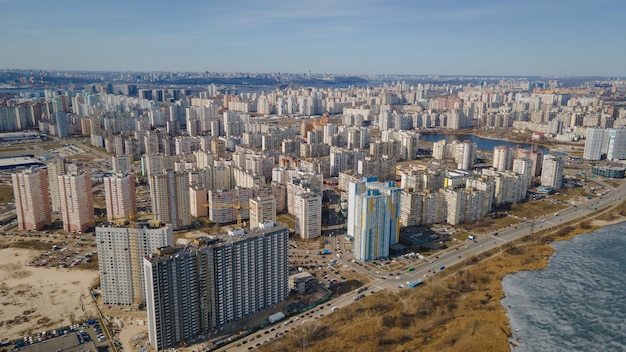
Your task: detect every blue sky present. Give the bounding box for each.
[0,0,624,76]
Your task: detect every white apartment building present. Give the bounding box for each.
[103,173,137,221]
[213,163,234,190]
[432,139,446,160]
[583,126,605,160]
[150,171,190,230]
[400,131,420,160]
[540,155,564,190]
[112,155,132,174]
[444,188,489,226]
[232,166,265,189]
[456,140,476,170]
[481,169,527,206]
[493,145,513,171]
[294,192,322,239]
[249,195,276,229]
[606,128,626,160]
[399,191,421,227]
[207,188,253,224]
[420,190,447,225]
[512,158,534,190]
[96,222,173,306]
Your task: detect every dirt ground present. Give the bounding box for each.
[0,248,99,340]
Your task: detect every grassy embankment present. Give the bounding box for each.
[261,200,625,352]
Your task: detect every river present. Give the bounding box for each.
[418,134,565,156]
[501,222,626,352]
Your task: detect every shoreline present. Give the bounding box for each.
[415,210,626,352]
[476,214,626,352]
[501,215,626,349]
[419,128,579,155]
[258,207,626,352]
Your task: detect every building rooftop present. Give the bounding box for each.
[145,222,287,263]
[0,156,44,170]
[96,220,170,229]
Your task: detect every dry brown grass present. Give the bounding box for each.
[0,239,53,251]
[604,179,622,188]
[594,199,626,221]
[562,187,592,198]
[0,184,14,203]
[465,215,518,233]
[509,200,566,219]
[276,214,295,230]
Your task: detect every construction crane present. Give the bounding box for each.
[204,198,250,228]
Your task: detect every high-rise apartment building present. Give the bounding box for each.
[189,185,208,218]
[347,177,400,261]
[540,155,564,190]
[294,192,322,239]
[443,188,489,226]
[52,97,69,138]
[103,173,137,221]
[142,154,174,177]
[249,195,276,229]
[47,158,67,213]
[144,222,289,351]
[211,138,227,159]
[456,140,476,170]
[432,139,446,160]
[207,188,253,224]
[583,127,605,160]
[493,145,513,171]
[150,171,190,230]
[96,222,173,306]
[400,131,419,160]
[112,155,132,174]
[512,158,534,190]
[399,191,421,227]
[58,171,94,233]
[606,128,626,160]
[12,169,52,230]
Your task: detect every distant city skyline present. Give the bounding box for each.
[1,0,625,76]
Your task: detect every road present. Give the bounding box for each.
[217,180,626,352]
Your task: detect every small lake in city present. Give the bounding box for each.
[419,134,566,155]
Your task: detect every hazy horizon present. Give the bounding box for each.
[2,0,625,76]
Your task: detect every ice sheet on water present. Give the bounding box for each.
[502,223,626,352]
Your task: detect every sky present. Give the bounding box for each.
[0,0,625,76]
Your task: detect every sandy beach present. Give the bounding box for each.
[0,248,99,340]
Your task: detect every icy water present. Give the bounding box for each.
[502,222,626,352]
